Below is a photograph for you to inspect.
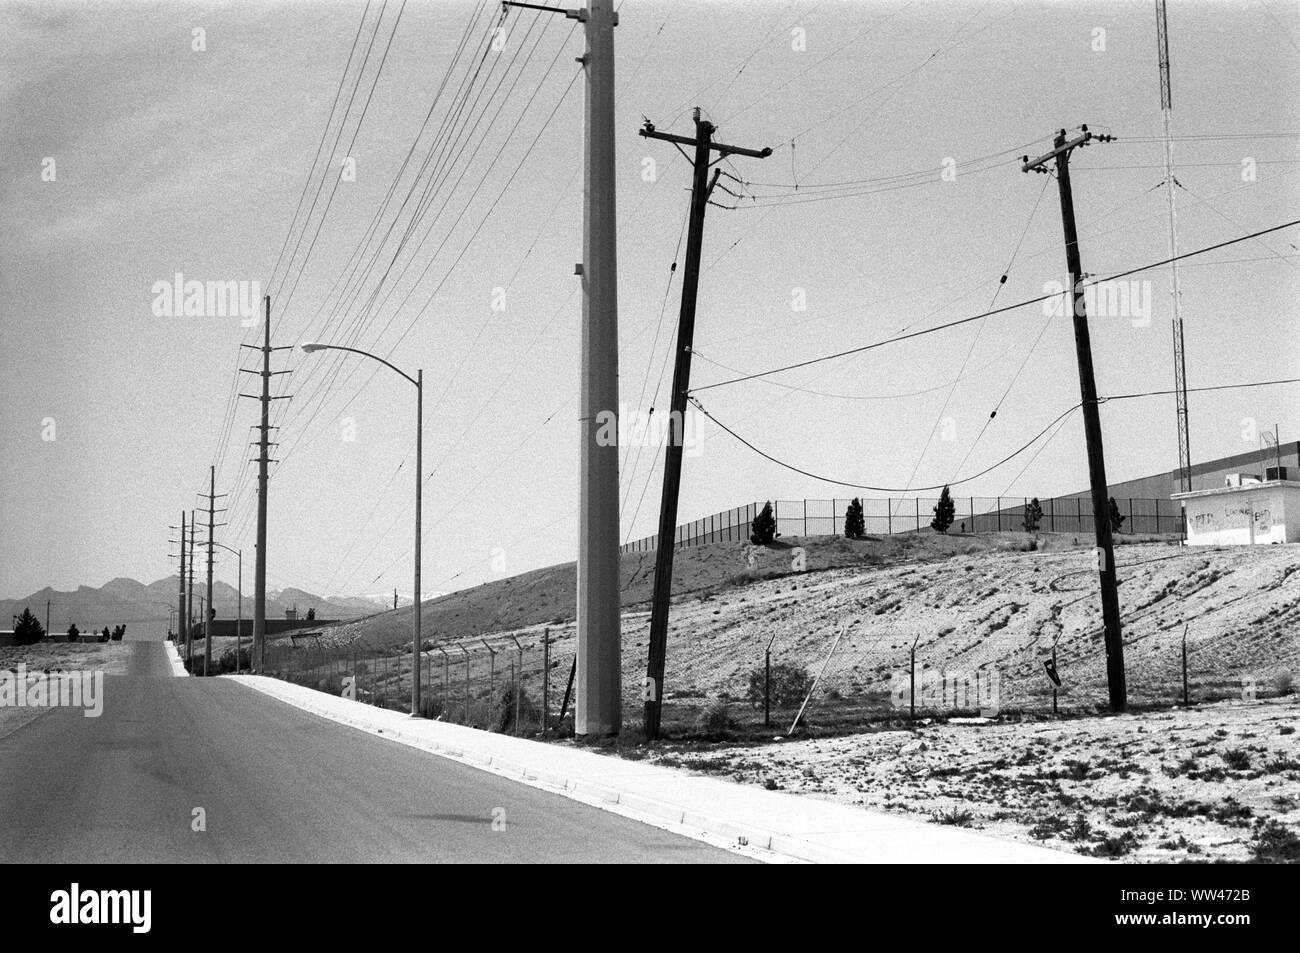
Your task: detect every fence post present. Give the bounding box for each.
[509,635,524,734]
[1129,497,1134,533]
[480,638,496,713]
[1052,641,1058,717]
[439,648,449,710]
[909,635,919,720]
[1181,625,1189,706]
[1077,497,1082,533]
[542,628,550,732]
[764,647,771,728]
[461,645,471,724]
[887,499,892,535]
[996,497,1001,532]
[915,497,920,531]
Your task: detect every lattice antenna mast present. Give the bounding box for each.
[1158,0,1192,494]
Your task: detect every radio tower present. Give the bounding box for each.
[1158,0,1192,494]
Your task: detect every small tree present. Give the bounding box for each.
[1023,497,1043,532]
[13,608,44,646]
[111,624,124,642]
[844,497,865,539]
[307,607,316,621]
[1108,497,1125,533]
[750,501,777,545]
[931,485,956,534]
[67,623,80,643]
[746,661,813,709]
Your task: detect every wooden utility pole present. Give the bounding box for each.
[503,0,622,735]
[239,295,290,673]
[186,509,196,667]
[1022,127,1126,712]
[639,109,771,739]
[173,512,186,648]
[199,465,228,676]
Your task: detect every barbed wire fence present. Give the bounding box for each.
[260,627,578,734]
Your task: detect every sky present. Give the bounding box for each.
[1,0,1297,603]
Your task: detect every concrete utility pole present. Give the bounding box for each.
[504,0,622,735]
[1023,127,1127,712]
[200,465,228,676]
[639,109,771,739]
[239,296,291,673]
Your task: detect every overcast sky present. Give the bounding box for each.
[2,0,1297,602]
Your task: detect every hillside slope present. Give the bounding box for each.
[304,532,1296,721]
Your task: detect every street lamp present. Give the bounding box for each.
[211,542,242,673]
[300,341,423,717]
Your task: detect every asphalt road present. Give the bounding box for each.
[0,640,747,863]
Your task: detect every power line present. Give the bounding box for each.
[691,377,1300,495]
[690,218,1300,394]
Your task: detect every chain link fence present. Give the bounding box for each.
[260,628,576,734]
[654,621,1297,736]
[621,496,1184,553]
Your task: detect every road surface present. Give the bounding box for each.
[0,639,748,863]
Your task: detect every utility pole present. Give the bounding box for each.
[171,512,186,647]
[1156,0,1192,499]
[199,465,228,676]
[239,295,291,673]
[639,109,771,739]
[45,600,50,641]
[186,509,196,668]
[1023,127,1126,712]
[503,0,622,735]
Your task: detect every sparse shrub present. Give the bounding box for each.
[696,699,731,736]
[13,608,44,646]
[750,501,777,545]
[1065,814,1093,842]
[1276,670,1294,696]
[1089,831,1138,858]
[746,661,813,709]
[1222,748,1251,771]
[66,624,80,643]
[1249,820,1300,863]
[1280,725,1296,736]
[1029,815,1070,840]
[932,808,974,827]
[492,680,538,734]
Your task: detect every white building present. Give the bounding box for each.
[1171,479,1300,545]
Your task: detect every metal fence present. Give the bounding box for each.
[248,613,1294,740]
[621,496,1184,553]
[641,622,1296,736]
[259,629,576,734]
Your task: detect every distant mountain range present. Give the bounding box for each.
[1,576,388,631]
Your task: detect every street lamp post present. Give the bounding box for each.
[301,342,422,716]
[212,542,242,673]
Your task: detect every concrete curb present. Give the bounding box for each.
[162,640,188,677]
[227,674,1091,864]
[233,676,851,863]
